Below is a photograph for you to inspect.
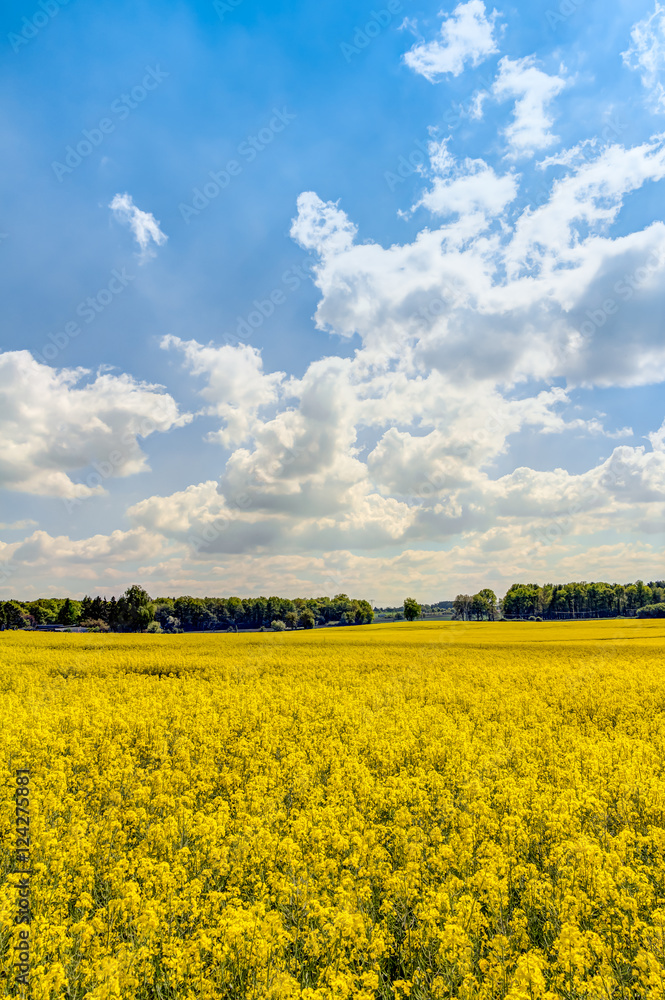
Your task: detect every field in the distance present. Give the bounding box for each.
[2,621,665,999]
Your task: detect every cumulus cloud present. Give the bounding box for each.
[404,0,500,81]
[109,192,168,262]
[7,21,665,604]
[290,130,665,389]
[649,417,665,451]
[118,439,665,580]
[411,140,519,220]
[161,336,285,447]
[117,121,665,584]
[493,56,567,157]
[0,351,190,498]
[623,1,665,112]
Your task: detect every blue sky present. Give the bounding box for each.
[1,0,664,603]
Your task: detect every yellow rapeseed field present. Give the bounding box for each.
[2,619,665,999]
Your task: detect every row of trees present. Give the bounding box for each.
[452,590,499,621]
[451,580,665,620]
[3,579,662,631]
[501,580,664,619]
[0,587,375,633]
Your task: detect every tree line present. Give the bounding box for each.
[3,578,663,632]
[452,579,665,620]
[0,587,375,632]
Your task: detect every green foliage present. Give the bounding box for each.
[271,620,287,632]
[637,603,665,618]
[0,589,373,634]
[0,601,30,630]
[300,609,316,629]
[403,598,421,622]
[284,611,299,630]
[115,586,155,633]
[79,619,111,633]
[56,598,79,626]
[502,580,665,618]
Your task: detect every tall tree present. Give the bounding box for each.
[284,611,299,630]
[477,588,497,620]
[116,586,154,632]
[453,594,474,621]
[403,598,421,622]
[300,609,316,629]
[56,598,78,626]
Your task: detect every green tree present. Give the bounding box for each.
[638,603,665,618]
[26,601,50,625]
[56,598,78,626]
[477,588,497,620]
[300,609,316,629]
[471,594,488,621]
[284,610,299,630]
[116,586,154,632]
[79,596,93,622]
[403,598,421,622]
[332,594,353,622]
[226,597,245,626]
[355,600,374,624]
[453,594,473,621]
[2,601,30,630]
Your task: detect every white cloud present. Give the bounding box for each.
[6,26,665,604]
[161,336,284,447]
[13,527,167,570]
[291,129,665,390]
[411,140,519,220]
[623,1,665,112]
[649,417,665,451]
[404,0,500,82]
[109,192,168,263]
[112,438,665,600]
[0,351,189,498]
[493,56,567,157]
[5,422,665,602]
[290,192,357,256]
[507,137,665,274]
